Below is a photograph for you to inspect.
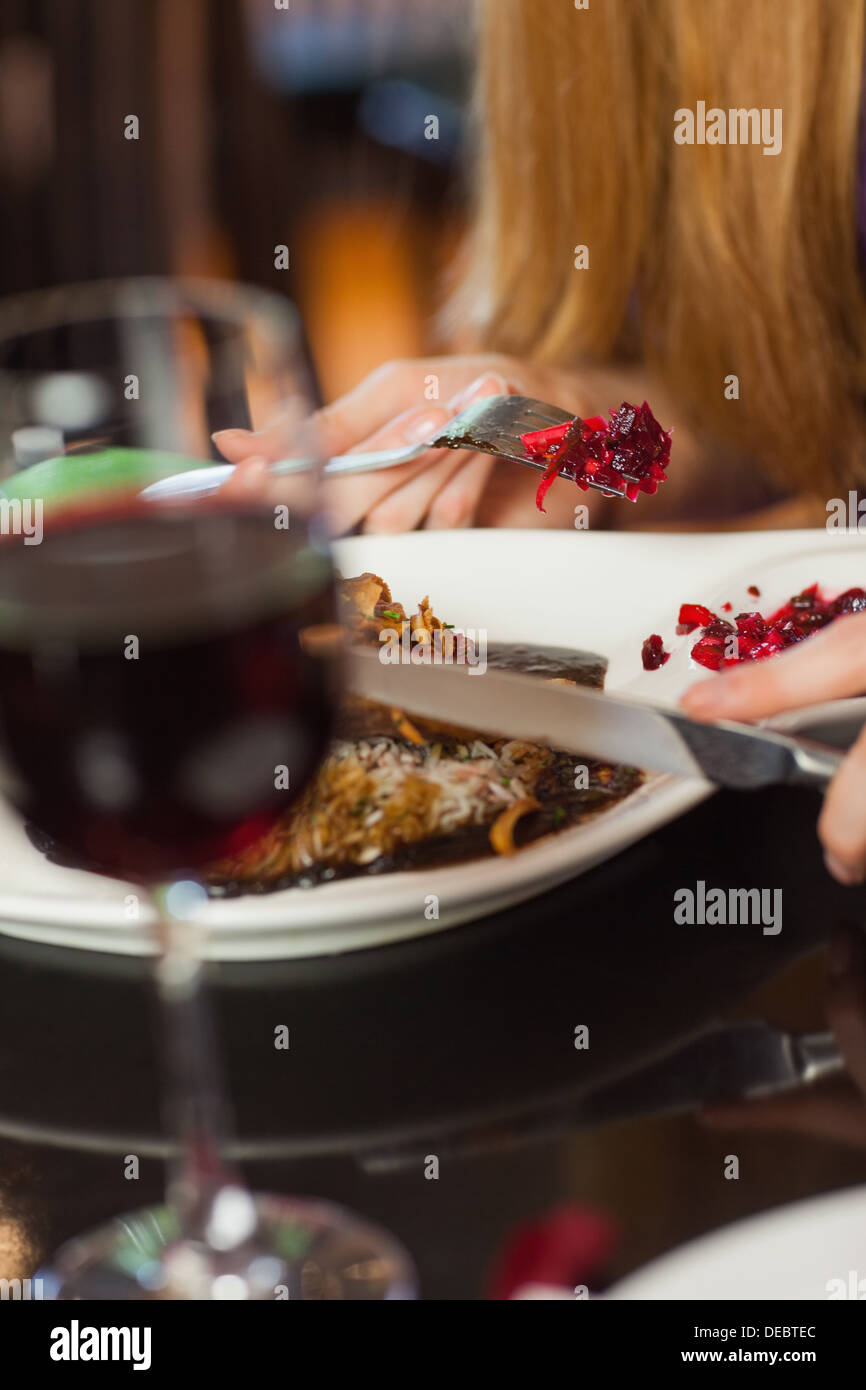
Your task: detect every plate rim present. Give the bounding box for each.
[1,526,861,958]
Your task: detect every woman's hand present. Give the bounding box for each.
[701,926,866,1150]
[681,612,866,884]
[683,620,866,1145]
[214,354,597,534]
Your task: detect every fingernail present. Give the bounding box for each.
[828,928,853,977]
[404,411,447,444]
[212,428,251,442]
[447,372,509,412]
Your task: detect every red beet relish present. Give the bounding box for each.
[641,634,669,670]
[642,585,866,673]
[521,401,672,512]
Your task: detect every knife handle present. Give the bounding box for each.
[796,1030,845,1085]
[787,740,845,790]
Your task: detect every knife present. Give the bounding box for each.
[360,1024,845,1173]
[346,647,848,791]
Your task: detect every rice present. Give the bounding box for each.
[207,733,551,884]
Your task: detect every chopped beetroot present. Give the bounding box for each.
[748,633,785,660]
[522,401,672,512]
[734,610,764,635]
[721,602,732,612]
[520,422,570,456]
[532,420,584,513]
[605,402,671,489]
[678,603,713,632]
[641,580,865,672]
[641,634,669,670]
[690,635,728,671]
[832,587,866,615]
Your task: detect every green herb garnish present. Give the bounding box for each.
[552,807,566,828]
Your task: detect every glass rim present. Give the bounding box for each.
[0,275,303,380]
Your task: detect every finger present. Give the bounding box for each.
[217,454,271,497]
[212,361,431,466]
[826,925,866,1092]
[699,1082,866,1149]
[324,406,451,535]
[417,373,508,530]
[361,449,471,535]
[213,394,309,464]
[215,364,514,531]
[217,453,321,519]
[316,361,509,459]
[327,371,507,534]
[444,370,510,413]
[213,426,275,464]
[681,611,866,721]
[425,451,497,529]
[218,406,450,532]
[215,364,513,465]
[818,726,866,884]
[343,404,449,459]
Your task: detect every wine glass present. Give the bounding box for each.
[0,279,416,1300]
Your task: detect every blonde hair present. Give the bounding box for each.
[452,0,866,494]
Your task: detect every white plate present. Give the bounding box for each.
[607,1183,866,1300]
[0,527,862,959]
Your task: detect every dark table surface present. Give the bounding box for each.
[0,782,860,1164]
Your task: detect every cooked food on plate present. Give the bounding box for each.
[206,574,644,894]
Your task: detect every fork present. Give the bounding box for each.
[143,395,632,501]
[308,394,577,481]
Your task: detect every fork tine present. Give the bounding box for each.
[433,395,572,456]
[431,393,646,497]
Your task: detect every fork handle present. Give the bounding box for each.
[325,442,430,476]
[271,442,430,479]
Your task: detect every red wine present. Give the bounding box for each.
[0,504,336,880]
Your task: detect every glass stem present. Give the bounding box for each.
[150,884,246,1247]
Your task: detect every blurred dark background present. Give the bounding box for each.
[0,0,470,401]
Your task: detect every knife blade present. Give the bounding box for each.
[360,1024,844,1172]
[346,647,846,791]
